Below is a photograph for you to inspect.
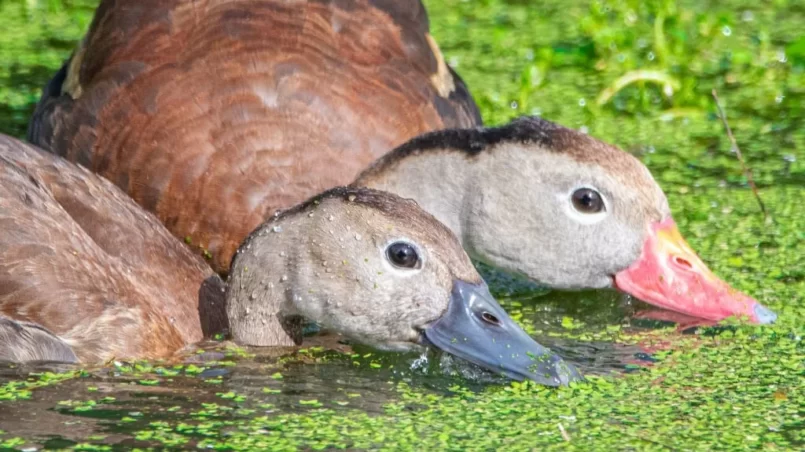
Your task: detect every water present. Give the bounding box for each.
[0,328,658,449]
[0,280,671,449]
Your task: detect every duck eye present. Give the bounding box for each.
[386,242,420,269]
[571,188,605,214]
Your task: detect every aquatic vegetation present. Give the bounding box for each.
[0,370,83,401]
[0,0,803,449]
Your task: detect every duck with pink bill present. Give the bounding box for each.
[354,116,776,325]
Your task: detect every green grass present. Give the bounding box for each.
[0,0,803,450]
[0,0,96,137]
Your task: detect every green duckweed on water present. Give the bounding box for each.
[0,0,803,450]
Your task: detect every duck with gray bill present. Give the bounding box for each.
[227,187,581,386]
[0,137,578,386]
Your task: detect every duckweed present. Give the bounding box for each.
[0,0,803,449]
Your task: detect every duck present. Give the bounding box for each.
[353,116,777,325]
[0,134,223,364]
[0,135,579,386]
[26,1,775,325]
[27,0,481,274]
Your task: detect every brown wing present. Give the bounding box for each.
[0,134,223,363]
[27,0,482,274]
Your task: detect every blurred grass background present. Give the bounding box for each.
[2,0,803,179]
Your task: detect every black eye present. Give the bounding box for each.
[386,242,420,269]
[571,188,605,213]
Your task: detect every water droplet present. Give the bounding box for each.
[281,275,288,282]
[722,26,732,36]
[777,51,787,63]
[578,98,586,107]
[741,10,754,22]
[245,306,251,314]
[775,94,784,104]
[279,251,286,257]
[525,49,534,60]
[354,233,362,241]
[271,225,282,233]
[410,352,429,371]
[448,56,459,67]
[348,195,356,202]
[647,51,655,61]
[510,101,518,109]
[782,154,796,163]
[579,125,589,134]
[328,215,334,221]
[308,212,314,218]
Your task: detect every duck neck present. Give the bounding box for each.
[354,150,475,242]
[225,227,303,347]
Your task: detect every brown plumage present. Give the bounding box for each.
[0,134,225,363]
[28,0,481,274]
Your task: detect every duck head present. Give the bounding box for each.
[355,117,775,324]
[226,187,581,385]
